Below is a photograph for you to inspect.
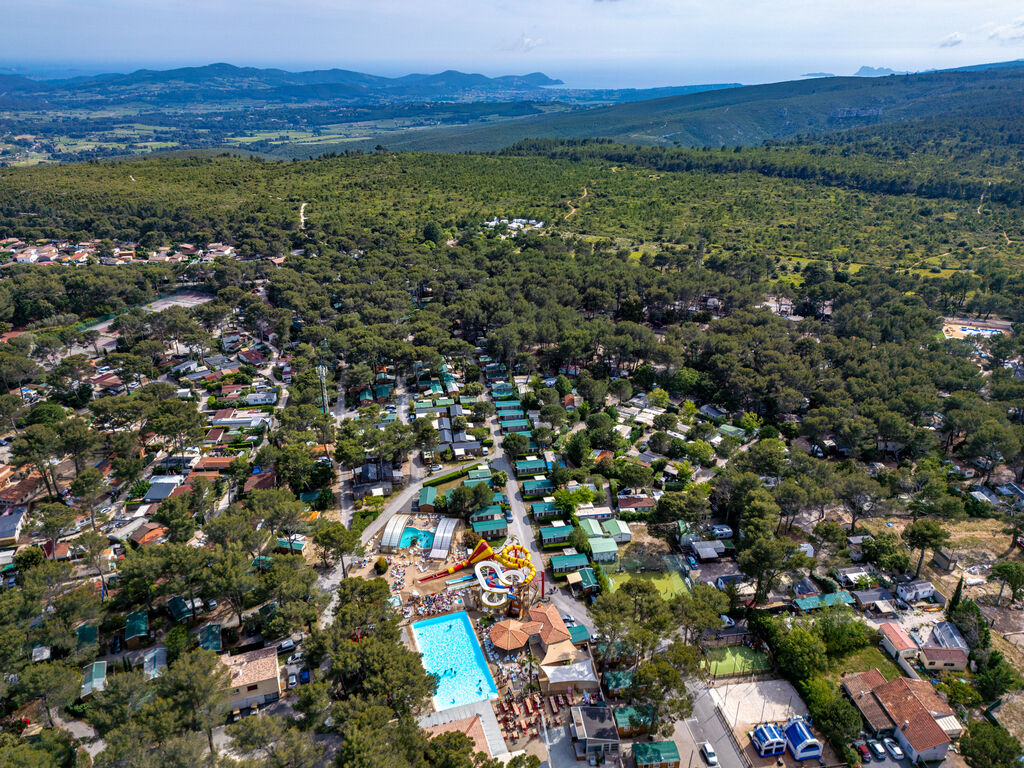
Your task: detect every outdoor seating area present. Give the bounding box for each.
[494,690,601,748]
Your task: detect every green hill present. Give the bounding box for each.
[272,65,1024,156]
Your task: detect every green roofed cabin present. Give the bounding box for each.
[125,610,148,649]
[522,479,555,498]
[514,458,547,477]
[793,591,854,612]
[467,468,492,481]
[588,537,619,563]
[540,524,573,548]
[568,623,591,644]
[168,596,203,623]
[81,661,107,699]
[551,553,589,575]
[604,668,633,697]
[494,400,522,411]
[579,519,604,538]
[252,556,273,571]
[614,706,653,736]
[718,424,747,440]
[500,419,531,434]
[469,505,504,523]
[601,519,632,543]
[419,486,437,514]
[472,518,508,540]
[633,741,681,768]
[531,501,561,520]
[77,623,99,649]
[199,624,222,652]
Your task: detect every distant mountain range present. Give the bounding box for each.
[0,62,738,108]
[292,60,1024,155]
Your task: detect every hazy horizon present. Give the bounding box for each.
[3,0,1024,90]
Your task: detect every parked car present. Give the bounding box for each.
[867,740,886,760]
[205,599,218,611]
[711,525,733,539]
[278,639,295,653]
[111,635,122,654]
[700,742,718,766]
[854,743,871,761]
[720,615,735,628]
[287,673,297,688]
[287,652,303,665]
[429,464,443,472]
[299,668,310,684]
[100,506,113,517]
[882,738,904,760]
[482,446,489,455]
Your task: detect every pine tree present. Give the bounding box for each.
[949,576,964,611]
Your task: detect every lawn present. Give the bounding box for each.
[822,645,902,686]
[609,569,689,600]
[706,646,773,677]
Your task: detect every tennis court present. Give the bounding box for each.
[706,646,772,677]
[609,570,689,599]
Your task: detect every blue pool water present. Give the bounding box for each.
[399,526,434,549]
[411,611,498,710]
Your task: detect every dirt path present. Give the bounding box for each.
[1004,231,1013,245]
[977,182,991,215]
[564,186,588,220]
[299,202,307,229]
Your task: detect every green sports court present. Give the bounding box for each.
[705,645,772,677]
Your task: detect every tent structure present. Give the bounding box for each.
[489,619,540,651]
[539,659,600,694]
[750,723,787,758]
[783,718,823,762]
[540,639,580,666]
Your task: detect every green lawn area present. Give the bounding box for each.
[822,645,902,685]
[609,569,689,599]
[706,645,772,677]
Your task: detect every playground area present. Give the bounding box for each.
[705,646,772,678]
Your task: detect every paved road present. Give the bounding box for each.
[684,682,745,768]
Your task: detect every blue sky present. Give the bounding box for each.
[3,0,1024,86]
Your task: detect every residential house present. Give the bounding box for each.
[841,669,960,763]
[221,646,281,711]
[569,706,620,763]
[130,522,168,547]
[920,646,969,672]
[878,622,918,661]
[896,579,935,603]
[0,474,44,509]
[0,507,27,546]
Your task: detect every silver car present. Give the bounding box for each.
[700,742,718,766]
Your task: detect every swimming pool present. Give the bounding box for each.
[399,526,434,549]
[411,611,498,711]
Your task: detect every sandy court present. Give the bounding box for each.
[711,679,808,730]
[142,291,214,313]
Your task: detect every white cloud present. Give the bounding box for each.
[938,32,963,48]
[504,33,545,53]
[989,15,1024,43]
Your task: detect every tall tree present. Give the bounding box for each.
[154,649,230,755]
[902,519,951,578]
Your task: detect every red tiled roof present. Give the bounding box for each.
[873,677,951,754]
[528,604,572,646]
[879,622,917,653]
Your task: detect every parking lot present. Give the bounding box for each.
[853,739,909,767]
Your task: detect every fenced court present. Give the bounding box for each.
[610,554,690,599]
[705,646,772,678]
[609,569,688,599]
